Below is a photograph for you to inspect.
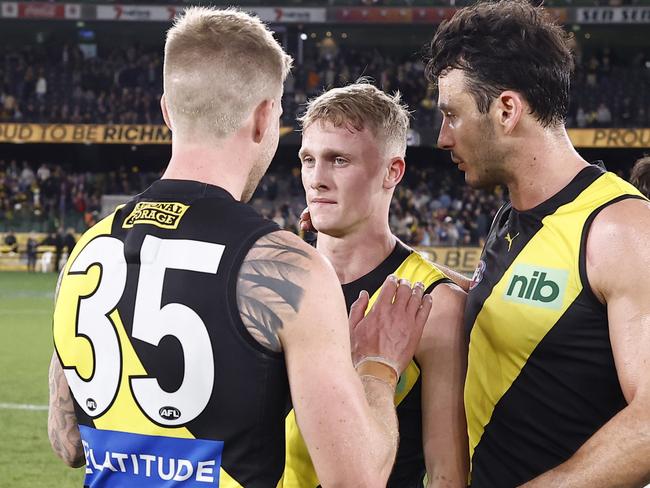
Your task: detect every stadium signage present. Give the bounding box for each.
[0,123,172,144]
[0,1,80,19]
[19,2,63,18]
[576,7,650,23]
[568,128,650,148]
[416,247,481,275]
[251,7,326,24]
[96,5,177,21]
[0,3,569,24]
[0,124,293,144]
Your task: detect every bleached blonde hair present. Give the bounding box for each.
[299,81,411,157]
[164,7,293,140]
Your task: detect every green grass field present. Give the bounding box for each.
[0,272,84,487]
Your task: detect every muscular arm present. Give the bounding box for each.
[522,199,650,488]
[48,352,84,467]
[237,231,428,486]
[48,269,84,467]
[417,283,469,488]
[434,264,470,292]
[237,231,311,352]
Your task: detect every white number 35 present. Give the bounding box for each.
[61,234,225,426]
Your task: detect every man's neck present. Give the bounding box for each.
[506,128,590,211]
[161,138,251,201]
[317,224,397,284]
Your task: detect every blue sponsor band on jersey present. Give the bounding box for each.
[79,426,224,487]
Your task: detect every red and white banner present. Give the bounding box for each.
[576,7,650,23]
[96,5,178,22]
[0,2,81,19]
[20,2,65,19]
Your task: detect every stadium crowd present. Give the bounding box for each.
[0,29,647,246]
[0,39,647,130]
[0,157,509,247]
[0,159,157,233]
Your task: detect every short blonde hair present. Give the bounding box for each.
[164,7,293,140]
[299,81,411,157]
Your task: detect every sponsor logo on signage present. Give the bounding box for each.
[577,7,650,23]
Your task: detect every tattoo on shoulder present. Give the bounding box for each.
[237,233,311,352]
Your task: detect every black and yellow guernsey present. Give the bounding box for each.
[282,241,451,488]
[53,180,287,488]
[465,164,646,487]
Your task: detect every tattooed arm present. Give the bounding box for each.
[237,231,311,352]
[48,269,84,468]
[48,352,84,467]
[237,231,431,487]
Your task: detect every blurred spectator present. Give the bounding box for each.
[596,102,612,127]
[41,229,64,272]
[576,106,587,128]
[3,229,18,253]
[35,69,47,101]
[63,227,77,254]
[26,233,37,272]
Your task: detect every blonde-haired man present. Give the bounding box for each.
[48,8,432,487]
[284,82,469,488]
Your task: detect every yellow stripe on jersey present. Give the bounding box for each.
[53,209,244,488]
[465,173,644,468]
[282,250,447,488]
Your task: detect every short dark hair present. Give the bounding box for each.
[426,0,574,127]
[630,156,650,199]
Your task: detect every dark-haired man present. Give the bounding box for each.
[428,0,650,486]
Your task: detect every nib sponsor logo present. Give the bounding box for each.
[503,264,568,310]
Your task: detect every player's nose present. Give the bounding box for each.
[309,161,331,190]
[437,123,454,150]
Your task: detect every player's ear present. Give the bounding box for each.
[252,98,274,144]
[160,94,172,130]
[383,157,405,190]
[494,90,524,135]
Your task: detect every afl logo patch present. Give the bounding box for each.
[159,406,181,421]
[469,260,486,291]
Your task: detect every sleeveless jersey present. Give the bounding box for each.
[53,179,288,488]
[282,241,451,488]
[464,165,646,487]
